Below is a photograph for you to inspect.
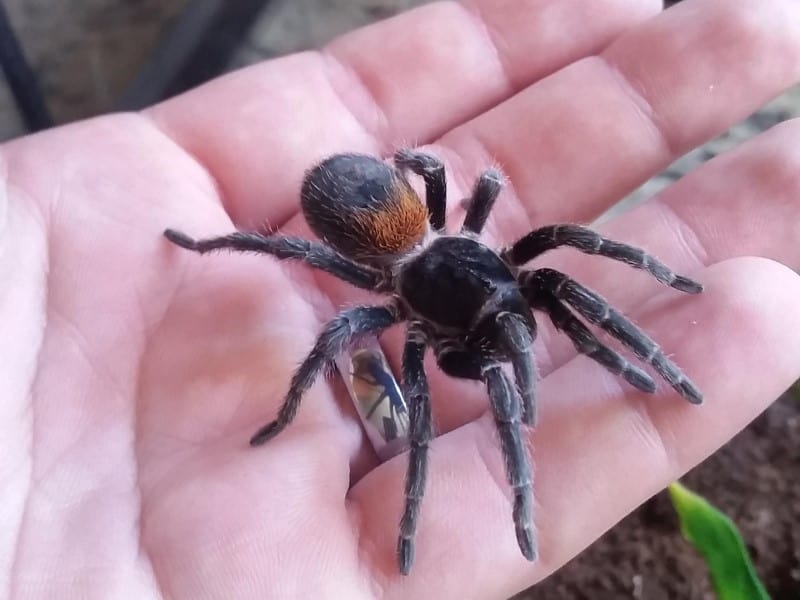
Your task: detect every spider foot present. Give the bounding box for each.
[676,378,704,405]
[249,420,284,446]
[513,494,537,562]
[649,354,704,404]
[397,536,414,576]
[163,228,198,250]
[623,365,656,394]
[671,275,703,294]
[516,526,538,562]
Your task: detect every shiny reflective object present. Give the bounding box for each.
[338,341,409,460]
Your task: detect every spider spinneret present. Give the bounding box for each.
[164,149,703,575]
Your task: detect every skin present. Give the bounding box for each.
[2,0,800,597]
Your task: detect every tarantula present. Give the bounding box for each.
[164,150,703,575]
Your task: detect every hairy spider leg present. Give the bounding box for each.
[496,312,538,426]
[462,169,504,235]
[433,340,538,564]
[393,149,447,230]
[483,365,537,562]
[397,324,432,575]
[250,305,402,446]
[523,269,703,404]
[527,292,656,393]
[503,224,703,295]
[163,229,387,292]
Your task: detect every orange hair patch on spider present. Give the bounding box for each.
[353,183,428,257]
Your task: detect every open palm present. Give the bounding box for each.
[3,1,800,598]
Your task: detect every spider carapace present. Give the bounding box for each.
[164,150,703,575]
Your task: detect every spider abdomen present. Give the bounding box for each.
[399,237,520,330]
[300,154,428,263]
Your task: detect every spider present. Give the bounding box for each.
[164,150,703,575]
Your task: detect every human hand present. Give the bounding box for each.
[3,0,800,598]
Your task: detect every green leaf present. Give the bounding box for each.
[668,482,770,600]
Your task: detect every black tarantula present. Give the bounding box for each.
[164,150,703,575]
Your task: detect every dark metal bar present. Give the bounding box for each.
[116,0,273,110]
[0,1,53,132]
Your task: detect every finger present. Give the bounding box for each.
[431,0,800,237]
[351,257,800,597]
[531,117,800,372]
[145,0,660,227]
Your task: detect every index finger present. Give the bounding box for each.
[145,0,659,226]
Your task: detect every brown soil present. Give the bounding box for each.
[515,392,800,600]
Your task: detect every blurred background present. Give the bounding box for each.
[1,1,798,598]
[0,0,432,139]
